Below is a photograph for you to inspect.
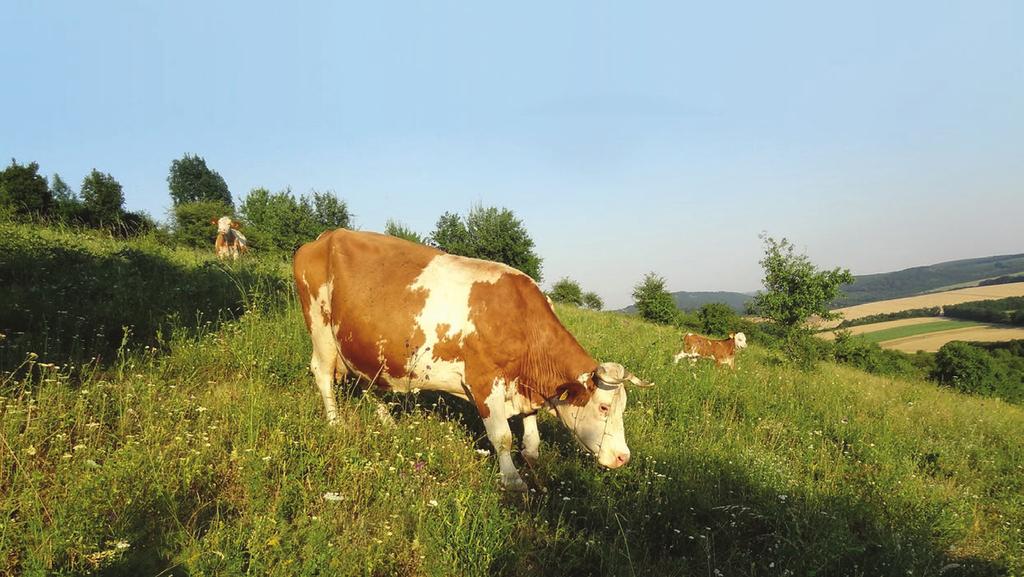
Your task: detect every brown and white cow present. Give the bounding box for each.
[212,216,248,260]
[293,229,653,491]
[673,332,747,368]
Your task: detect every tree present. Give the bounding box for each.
[385,219,425,244]
[50,173,86,223]
[173,200,234,248]
[238,187,351,253]
[931,342,997,396]
[549,278,584,306]
[0,159,51,217]
[632,272,678,325]
[697,302,738,336]
[309,191,350,231]
[582,291,604,311]
[167,153,232,207]
[80,169,125,225]
[430,205,543,281]
[750,235,854,328]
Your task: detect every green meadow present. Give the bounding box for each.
[2,226,1022,576]
[858,320,985,344]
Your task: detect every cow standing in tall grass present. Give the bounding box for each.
[212,216,247,260]
[674,332,747,368]
[293,229,654,491]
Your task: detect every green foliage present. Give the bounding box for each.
[80,169,125,226]
[932,342,998,396]
[49,173,88,224]
[384,218,425,244]
[979,274,1024,287]
[751,235,854,328]
[581,291,603,311]
[173,200,234,249]
[945,297,1024,325]
[832,330,926,378]
[549,277,584,306]
[0,158,51,217]
[167,153,232,207]
[632,272,679,325]
[238,188,350,254]
[835,307,943,329]
[429,206,543,281]
[696,302,739,336]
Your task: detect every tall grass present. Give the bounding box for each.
[0,221,291,374]
[2,299,1021,576]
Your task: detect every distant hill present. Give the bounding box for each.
[621,290,752,314]
[835,253,1024,307]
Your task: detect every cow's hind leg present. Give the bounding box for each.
[307,315,340,424]
[480,382,528,492]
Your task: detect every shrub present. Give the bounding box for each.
[238,188,350,254]
[632,273,678,325]
[0,159,51,217]
[696,302,739,336]
[549,278,584,306]
[931,342,997,396]
[581,291,603,311]
[173,200,234,249]
[429,206,542,281]
[384,219,426,244]
[80,169,125,226]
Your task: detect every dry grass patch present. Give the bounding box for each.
[882,325,1024,353]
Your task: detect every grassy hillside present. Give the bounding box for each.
[621,291,753,314]
[3,294,1022,575]
[0,221,291,373]
[836,253,1024,307]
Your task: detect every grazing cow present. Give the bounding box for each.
[673,332,747,368]
[211,216,248,260]
[293,230,653,491]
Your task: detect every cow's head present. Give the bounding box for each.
[731,332,747,349]
[552,362,653,469]
[213,216,235,234]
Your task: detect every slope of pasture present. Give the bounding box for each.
[824,282,1024,328]
[3,299,1023,576]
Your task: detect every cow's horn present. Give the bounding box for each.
[624,371,655,388]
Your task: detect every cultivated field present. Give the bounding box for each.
[819,317,970,340]
[825,282,1024,327]
[884,325,1024,353]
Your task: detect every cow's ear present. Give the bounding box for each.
[554,381,591,406]
[210,218,218,225]
[231,221,240,229]
[728,333,734,338]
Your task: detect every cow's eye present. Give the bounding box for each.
[599,403,611,415]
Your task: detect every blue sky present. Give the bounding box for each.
[3,1,1021,308]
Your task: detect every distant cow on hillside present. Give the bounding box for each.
[293,229,654,491]
[212,216,248,260]
[673,332,747,368]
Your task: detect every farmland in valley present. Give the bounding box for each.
[829,281,1024,325]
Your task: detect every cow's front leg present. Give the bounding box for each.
[522,413,540,466]
[479,387,527,492]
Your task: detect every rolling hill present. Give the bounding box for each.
[620,290,753,314]
[835,253,1024,307]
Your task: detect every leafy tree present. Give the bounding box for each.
[632,272,678,325]
[0,159,51,217]
[697,302,738,336]
[309,190,351,231]
[167,153,232,207]
[430,211,472,255]
[750,235,854,328]
[931,342,997,396]
[173,200,234,248]
[430,205,543,281]
[549,278,584,306]
[582,291,604,311]
[385,219,425,244]
[50,173,86,224]
[80,169,125,225]
[238,188,350,253]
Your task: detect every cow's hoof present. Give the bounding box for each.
[522,450,539,468]
[502,475,529,493]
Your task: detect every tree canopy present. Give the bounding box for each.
[549,278,584,306]
[385,219,426,244]
[80,169,125,225]
[168,154,232,207]
[0,159,51,217]
[749,235,854,328]
[429,205,543,281]
[632,272,678,325]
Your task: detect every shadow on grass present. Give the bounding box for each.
[0,242,289,375]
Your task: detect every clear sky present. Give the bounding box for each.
[3,1,1021,308]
